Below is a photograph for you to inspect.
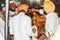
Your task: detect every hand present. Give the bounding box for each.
[9,35,14,40]
[32,28,36,33]
[50,34,54,40]
[31,9,38,12]
[47,33,54,40]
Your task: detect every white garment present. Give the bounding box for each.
[32,26,37,40]
[9,11,15,16]
[39,9,44,15]
[59,17,60,25]
[45,12,59,37]
[12,12,32,40]
[51,25,60,40]
[9,17,14,35]
[0,33,4,40]
[0,17,5,38]
[9,11,15,35]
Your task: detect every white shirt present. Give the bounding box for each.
[51,25,60,40]
[0,33,4,40]
[45,12,59,37]
[9,10,16,35]
[9,17,14,35]
[12,12,32,40]
[0,17,5,38]
[59,17,60,25]
[9,10,15,16]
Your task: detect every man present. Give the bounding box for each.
[9,1,16,40]
[9,1,16,16]
[0,3,5,40]
[44,0,59,39]
[11,4,35,40]
[0,17,5,40]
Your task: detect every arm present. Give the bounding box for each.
[9,35,14,40]
[26,17,32,36]
[9,18,14,35]
[45,16,56,37]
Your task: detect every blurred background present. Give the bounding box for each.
[9,0,60,17]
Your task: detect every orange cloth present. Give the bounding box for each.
[17,4,29,13]
[44,0,55,13]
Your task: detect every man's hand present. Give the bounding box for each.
[47,33,54,40]
[50,34,54,40]
[32,28,36,33]
[9,35,14,40]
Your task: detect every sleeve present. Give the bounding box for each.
[45,15,56,37]
[26,17,32,36]
[0,18,5,37]
[0,33,4,40]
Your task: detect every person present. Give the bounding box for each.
[9,1,16,16]
[9,1,16,40]
[11,4,35,40]
[31,8,46,40]
[44,0,59,40]
[0,16,5,40]
[0,3,5,40]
